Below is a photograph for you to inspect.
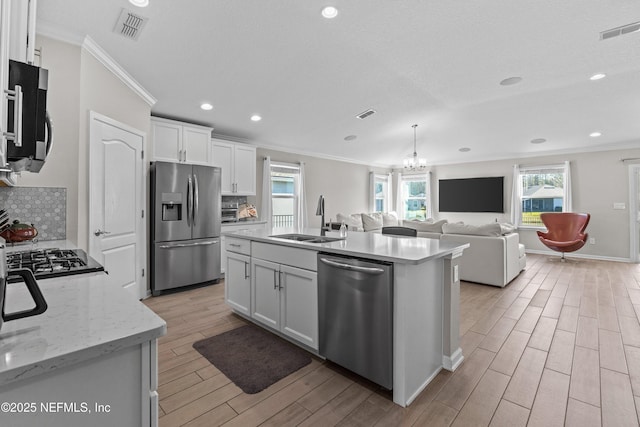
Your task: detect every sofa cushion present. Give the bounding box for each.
[336,213,364,231]
[382,212,400,226]
[442,222,502,237]
[362,213,384,231]
[403,219,448,233]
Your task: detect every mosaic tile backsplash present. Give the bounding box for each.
[0,187,66,241]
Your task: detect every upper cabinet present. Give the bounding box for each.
[9,0,37,64]
[211,139,256,196]
[151,117,212,166]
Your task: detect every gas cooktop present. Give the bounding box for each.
[7,248,105,282]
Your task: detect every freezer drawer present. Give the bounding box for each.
[318,253,393,389]
[152,238,221,295]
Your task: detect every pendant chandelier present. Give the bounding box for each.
[403,124,427,171]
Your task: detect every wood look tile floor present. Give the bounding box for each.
[143,254,640,426]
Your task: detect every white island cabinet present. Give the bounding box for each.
[222,228,468,408]
[251,242,318,350]
[0,274,166,427]
[225,236,252,316]
[151,117,212,165]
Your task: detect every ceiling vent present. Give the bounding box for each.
[114,8,148,41]
[600,21,640,40]
[356,109,376,120]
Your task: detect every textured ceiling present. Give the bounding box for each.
[37,0,640,167]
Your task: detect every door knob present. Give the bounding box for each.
[94,229,111,236]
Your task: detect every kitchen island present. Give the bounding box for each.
[0,272,166,427]
[223,228,468,407]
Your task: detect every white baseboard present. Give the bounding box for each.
[525,249,631,263]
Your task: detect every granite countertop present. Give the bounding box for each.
[223,228,468,265]
[221,220,267,227]
[0,273,166,387]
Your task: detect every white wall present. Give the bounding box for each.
[427,147,640,260]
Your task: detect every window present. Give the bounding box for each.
[514,162,571,227]
[400,175,428,220]
[270,163,300,229]
[373,174,388,212]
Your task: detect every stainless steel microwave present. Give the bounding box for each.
[5,60,53,173]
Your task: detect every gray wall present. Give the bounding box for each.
[18,37,81,243]
[427,147,640,260]
[18,35,151,250]
[254,148,389,226]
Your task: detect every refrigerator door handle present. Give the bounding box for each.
[158,240,219,249]
[193,173,199,226]
[187,175,193,227]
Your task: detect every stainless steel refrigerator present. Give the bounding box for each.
[150,161,222,295]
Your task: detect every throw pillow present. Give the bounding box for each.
[362,213,384,231]
[499,222,517,235]
[442,222,502,236]
[382,212,399,226]
[336,213,364,231]
[402,219,448,233]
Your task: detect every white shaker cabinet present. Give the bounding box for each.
[211,139,256,195]
[9,0,36,64]
[151,117,212,165]
[224,237,252,316]
[250,243,318,350]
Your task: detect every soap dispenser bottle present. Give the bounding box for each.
[339,221,347,238]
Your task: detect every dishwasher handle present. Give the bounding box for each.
[319,257,386,274]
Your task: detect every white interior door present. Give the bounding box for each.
[89,112,145,299]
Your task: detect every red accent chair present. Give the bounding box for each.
[537,213,590,260]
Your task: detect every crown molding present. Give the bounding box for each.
[82,36,156,106]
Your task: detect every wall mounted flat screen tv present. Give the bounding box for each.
[439,177,504,213]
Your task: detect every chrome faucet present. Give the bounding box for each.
[316,194,330,236]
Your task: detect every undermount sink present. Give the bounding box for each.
[270,233,345,244]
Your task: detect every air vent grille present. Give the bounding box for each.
[114,8,148,41]
[356,109,376,120]
[600,21,640,40]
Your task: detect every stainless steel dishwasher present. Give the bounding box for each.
[318,253,393,389]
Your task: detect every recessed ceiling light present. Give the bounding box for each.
[499,77,523,86]
[458,147,471,152]
[250,115,262,122]
[590,73,606,81]
[344,135,357,141]
[589,132,602,137]
[530,138,546,144]
[129,0,149,7]
[321,6,338,19]
[200,103,213,111]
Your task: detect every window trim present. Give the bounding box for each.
[400,174,429,221]
[270,162,301,229]
[515,163,569,229]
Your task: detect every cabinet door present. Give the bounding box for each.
[234,144,257,195]
[251,258,280,330]
[211,140,234,194]
[183,126,211,165]
[226,252,251,316]
[280,265,318,350]
[151,120,182,162]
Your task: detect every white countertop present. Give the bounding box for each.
[223,228,468,264]
[0,272,166,387]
